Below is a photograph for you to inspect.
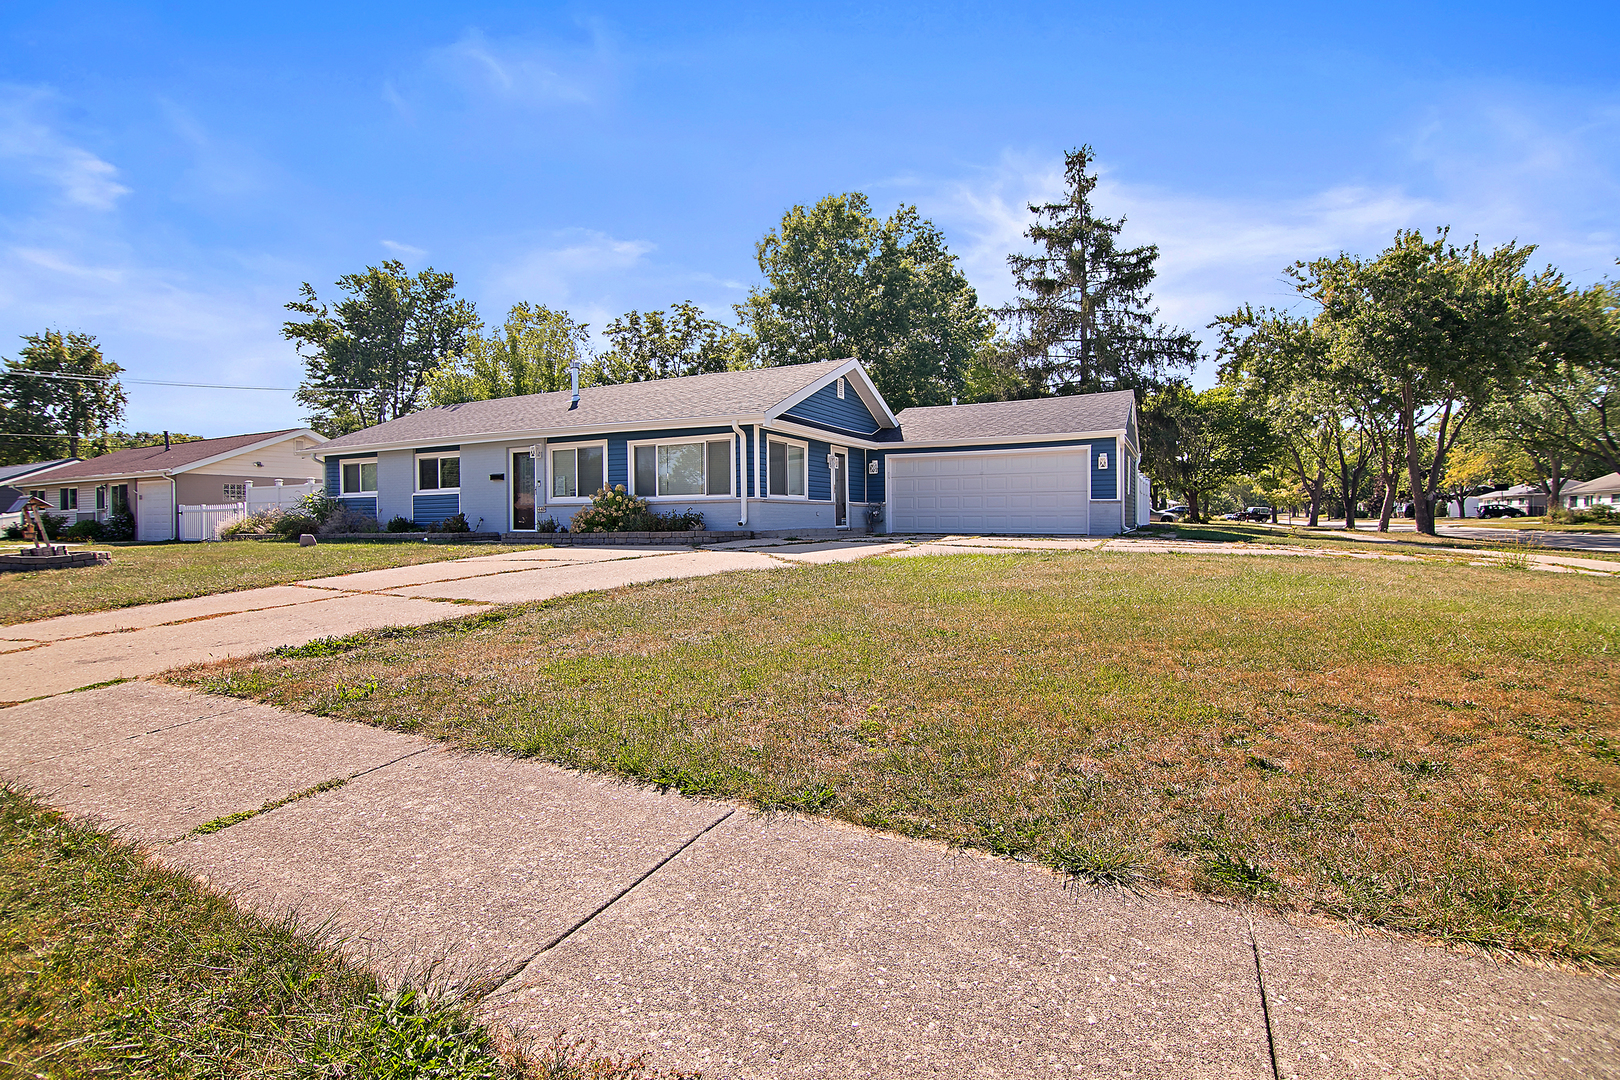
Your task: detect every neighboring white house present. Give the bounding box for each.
[23,429,326,542]
[1561,472,1620,510]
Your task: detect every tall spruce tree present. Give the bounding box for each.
[1002,147,1198,395]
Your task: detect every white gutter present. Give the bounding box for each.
[731,424,749,526]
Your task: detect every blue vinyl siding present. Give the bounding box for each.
[413,493,460,523]
[808,440,830,500]
[324,454,379,514]
[847,447,869,503]
[1091,439,1117,500]
[783,380,881,436]
[867,451,885,503]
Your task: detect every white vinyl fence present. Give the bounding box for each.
[178,480,321,541]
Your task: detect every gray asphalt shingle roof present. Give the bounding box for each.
[24,430,308,483]
[890,391,1136,442]
[318,360,852,452]
[0,459,75,484]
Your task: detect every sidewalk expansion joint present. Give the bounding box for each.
[474,806,737,1003]
[1247,914,1282,1080]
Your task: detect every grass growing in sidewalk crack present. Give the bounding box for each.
[0,785,696,1079]
[190,776,350,836]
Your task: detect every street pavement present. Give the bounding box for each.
[2,537,1616,1077]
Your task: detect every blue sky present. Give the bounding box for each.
[2,2,1616,436]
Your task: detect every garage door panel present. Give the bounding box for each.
[890,451,1090,535]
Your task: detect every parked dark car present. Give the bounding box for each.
[1479,505,1525,518]
[1238,506,1274,522]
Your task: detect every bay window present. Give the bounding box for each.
[631,439,732,498]
[552,444,605,499]
[767,439,806,497]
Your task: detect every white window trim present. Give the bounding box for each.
[766,436,811,500]
[547,441,610,502]
[414,451,462,494]
[338,457,379,495]
[626,436,736,500]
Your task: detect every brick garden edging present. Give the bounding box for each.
[0,549,113,573]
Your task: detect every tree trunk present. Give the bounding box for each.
[1401,382,1434,535]
[1307,467,1323,527]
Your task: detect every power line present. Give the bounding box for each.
[3,370,369,392]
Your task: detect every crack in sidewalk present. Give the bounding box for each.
[1247,914,1283,1080]
[472,806,738,1003]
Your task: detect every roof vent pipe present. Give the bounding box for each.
[568,365,580,410]
[163,430,171,451]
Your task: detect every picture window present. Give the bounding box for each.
[552,445,605,499]
[341,461,378,494]
[632,439,732,497]
[417,454,461,491]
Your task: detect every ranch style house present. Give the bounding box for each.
[315,359,1147,537]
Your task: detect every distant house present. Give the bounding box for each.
[1477,483,1550,516]
[23,429,326,542]
[314,359,1146,536]
[1560,472,1620,510]
[0,460,78,530]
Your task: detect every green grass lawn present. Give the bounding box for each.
[1138,522,1620,562]
[0,785,675,1079]
[0,539,544,625]
[170,550,1620,968]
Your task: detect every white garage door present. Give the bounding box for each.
[889,449,1090,535]
[136,479,175,542]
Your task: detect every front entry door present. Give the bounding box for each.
[512,452,536,530]
[833,452,847,526]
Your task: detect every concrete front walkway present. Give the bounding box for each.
[1,681,1614,1079]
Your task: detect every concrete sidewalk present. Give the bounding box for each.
[2,681,1614,1079]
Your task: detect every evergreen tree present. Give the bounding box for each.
[1001,146,1198,396]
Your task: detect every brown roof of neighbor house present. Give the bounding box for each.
[317,360,858,453]
[888,391,1136,443]
[23,429,312,483]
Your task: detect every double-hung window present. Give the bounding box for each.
[340,460,378,495]
[59,488,78,511]
[632,439,731,498]
[767,439,806,497]
[551,444,605,499]
[417,453,460,492]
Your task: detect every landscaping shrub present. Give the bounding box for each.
[1579,504,1620,524]
[2,523,22,540]
[39,512,69,537]
[61,518,104,541]
[436,512,471,533]
[536,516,560,533]
[570,486,705,533]
[386,516,420,533]
[318,508,380,535]
[101,509,135,541]
[275,513,323,539]
[295,492,344,523]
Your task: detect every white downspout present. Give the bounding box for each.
[755,423,765,510]
[731,424,749,527]
[167,472,178,542]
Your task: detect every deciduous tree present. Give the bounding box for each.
[1140,383,1276,521]
[739,194,992,410]
[427,302,591,405]
[0,330,126,464]
[286,261,477,435]
[594,301,753,384]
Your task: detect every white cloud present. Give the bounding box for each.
[421,26,616,109]
[381,239,427,258]
[0,86,130,210]
[489,229,654,300]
